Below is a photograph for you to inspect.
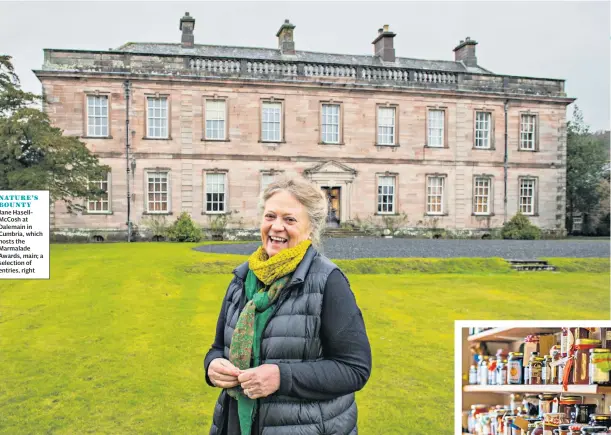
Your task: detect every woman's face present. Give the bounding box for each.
[261,190,312,257]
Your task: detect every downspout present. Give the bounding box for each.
[503,100,509,225]
[124,80,132,242]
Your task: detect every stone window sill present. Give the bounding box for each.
[319,142,345,146]
[84,211,113,215]
[375,143,400,148]
[201,138,230,143]
[374,212,398,216]
[142,136,173,141]
[201,211,228,215]
[82,135,113,140]
[472,212,495,217]
[425,213,449,217]
[424,145,449,149]
[259,140,286,145]
[518,148,538,152]
[472,146,496,151]
[142,211,173,216]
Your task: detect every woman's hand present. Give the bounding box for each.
[208,358,241,389]
[238,364,281,399]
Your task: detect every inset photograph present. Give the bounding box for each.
[456,322,611,435]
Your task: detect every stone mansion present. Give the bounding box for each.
[35,13,574,241]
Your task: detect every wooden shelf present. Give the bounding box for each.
[463,384,611,395]
[467,327,560,343]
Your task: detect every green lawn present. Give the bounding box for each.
[0,243,608,434]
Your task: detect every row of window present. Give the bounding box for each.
[87,171,539,217]
[85,94,540,151]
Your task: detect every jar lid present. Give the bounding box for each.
[509,352,524,357]
[592,414,611,420]
[576,338,601,346]
[591,348,611,353]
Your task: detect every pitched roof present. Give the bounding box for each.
[115,42,492,74]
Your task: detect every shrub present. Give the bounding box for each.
[140,215,170,241]
[596,212,610,236]
[205,210,240,241]
[501,213,542,240]
[167,212,202,242]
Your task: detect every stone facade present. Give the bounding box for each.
[35,15,574,241]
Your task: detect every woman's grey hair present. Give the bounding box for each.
[258,176,328,250]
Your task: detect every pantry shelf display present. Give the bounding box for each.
[461,326,611,435]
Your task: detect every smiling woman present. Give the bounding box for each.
[204,176,372,435]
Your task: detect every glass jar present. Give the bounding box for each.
[542,355,552,384]
[539,394,556,417]
[532,421,544,435]
[558,424,572,435]
[508,353,524,385]
[575,404,597,424]
[590,349,611,385]
[531,355,544,385]
[574,339,601,385]
[559,397,581,422]
[582,426,609,433]
[590,414,611,428]
[551,347,561,384]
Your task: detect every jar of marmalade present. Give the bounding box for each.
[574,339,600,385]
[590,348,611,385]
[508,352,524,384]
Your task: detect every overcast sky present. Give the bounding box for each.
[0,1,609,131]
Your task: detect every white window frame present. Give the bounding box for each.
[519,178,537,216]
[321,104,340,144]
[86,95,109,137]
[427,109,445,148]
[205,172,227,214]
[473,176,492,215]
[261,101,282,142]
[520,114,537,151]
[87,172,111,213]
[377,106,396,145]
[377,175,396,214]
[474,112,491,149]
[147,96,169,139]
[205,99,226,140]
[261,173,275,193]
[145,170,170,213]
[427,176,445,215]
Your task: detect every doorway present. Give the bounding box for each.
[321,187,341,227]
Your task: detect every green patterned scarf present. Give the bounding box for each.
[227,240,311,435]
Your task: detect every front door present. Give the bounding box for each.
[321,187,341,227]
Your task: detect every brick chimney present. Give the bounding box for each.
[372,24,396,62]
[276,19,296,55]
[179,12,195,48]
[453,36,478,67]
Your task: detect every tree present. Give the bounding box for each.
[565,105,609,234]
[0,55,110,214]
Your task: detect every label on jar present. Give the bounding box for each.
[591,361,611,384]
[531,365,542,383]
[541,365,548,383]
[561,331,568,356]
[469,369,477,385]
[508,360,522,384]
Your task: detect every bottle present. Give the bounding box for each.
[469,364,478,385]
[530,355,543,385]
[479,356,489,386]
[488,357,497,385]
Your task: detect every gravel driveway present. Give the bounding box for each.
[194,237,610,259]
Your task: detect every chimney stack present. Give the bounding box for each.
[372,24,396,62]
[179,12,195,48]
[276,19,296,55]
[453,36,478,67]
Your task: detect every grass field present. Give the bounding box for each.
[0,243,608,434]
